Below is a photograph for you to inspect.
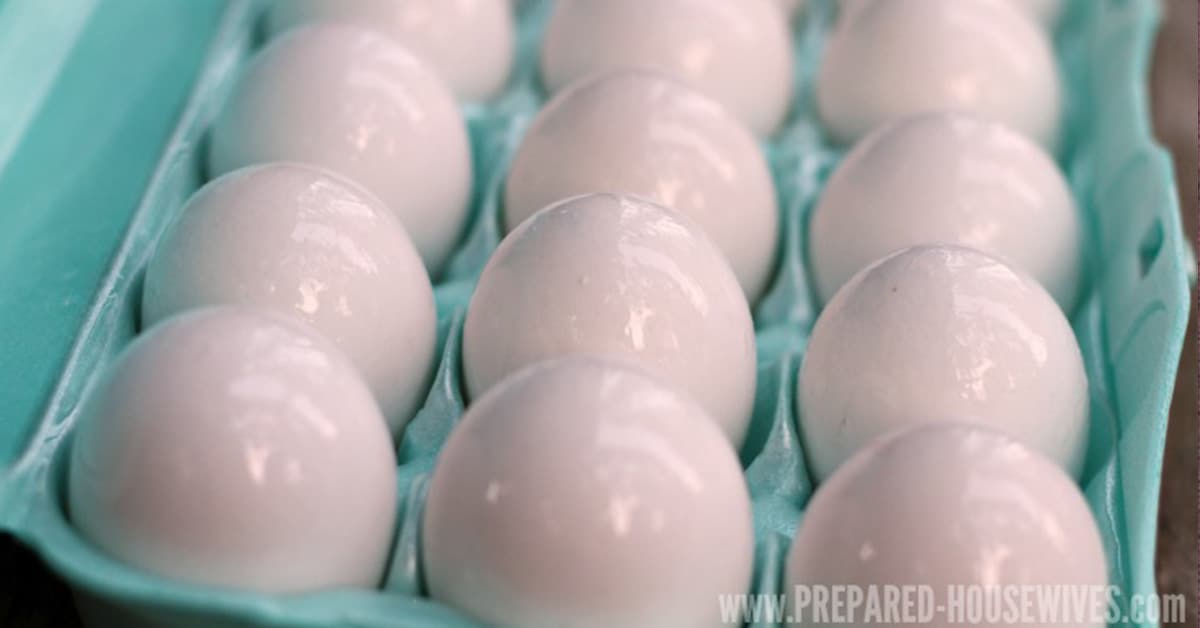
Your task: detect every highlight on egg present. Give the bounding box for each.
[209,23,473,275]
[464,192,758,446]
[818,0,1062,147]
[785,423,1107,628]
[142,163,437,436]
[424,356,754,627]
[808,111,1082,310]
[798,244,1089,481]
[505,70,780,302]
[69,307,398,593]
[540,0,794,136]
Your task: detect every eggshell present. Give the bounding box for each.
[143,163,437,436]
[463,192,757,445]
[505,71,779,302]
[265,0,515,101]
[798,245,1089,481]
[424,356,754,627]
[786,423,1106,628]
[809,111,1081,310]
[209,24,472,275]
[540,0,794,136]
[69,307,398,593]
[818,0,1062,147]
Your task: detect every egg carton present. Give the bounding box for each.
[0,0,1189,626]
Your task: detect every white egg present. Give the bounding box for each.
[265,0,515,101]
[540,0,794,136]
[463,192,757,445]
[424,356,754,627]
[818,0,1062,147]
[505,71,780,302]
[809,111,1082,310]
[143,163,437,436]
[209,24,472,275]
[785,423,1107,628]
[69,307,398,592]
[798,245,1089,481]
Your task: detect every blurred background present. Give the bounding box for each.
[0,1,1195,625]
[1151,1,1197,625]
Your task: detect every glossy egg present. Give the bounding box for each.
[463,192,757,445]
[143,163,437,436]
[540,0,794,136]
[798,245,1088,481]
[785,423,1107,628]
[209,24,472,275]
[818,0,1062,147]
[809,111,1081,310]
[505,71,780,302]
[69,307,398,592]
[424,356,754,627]
[265,0,515,101]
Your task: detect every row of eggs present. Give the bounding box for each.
[215,0,1076,288]
[65,0,1105,627]
[263,0,1065,135]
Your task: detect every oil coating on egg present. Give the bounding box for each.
[142,163,437,436]
[69,307,398,593]
[265,0,515,101]
[540,0,794,136]
[505,71,780,302]
[809,111,1082,311]
[798,245,1089,481]
[786,423,1107,628]
[209,24,472,275]
[818,0,1062,147]
[424,356,754,628]
[463,192,757,445]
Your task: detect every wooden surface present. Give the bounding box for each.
[0,3,1196,627]
[1150,1,1198,625]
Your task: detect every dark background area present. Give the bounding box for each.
[1151,0,1198,625]
[0,1,1196,626]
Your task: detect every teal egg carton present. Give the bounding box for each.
[0,0,1190,626]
